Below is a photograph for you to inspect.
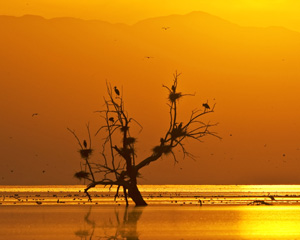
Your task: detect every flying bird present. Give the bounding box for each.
[114,86,120,96]
[202,103,210,109]
[109,117,114,123]
[145,56,154,59]
[162,27,170,30]
[83,140,87,148]
[32,113,38,117]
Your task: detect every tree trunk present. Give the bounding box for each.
[128,184,147,206]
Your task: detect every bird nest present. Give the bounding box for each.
[120,126,129,132]
[124,137,136,145]
[170,128,186,139]
[74,171,90,180]
[79,149,93,158]
[120,147,135,157]
[152,145,172,155]
[168,92,182,102]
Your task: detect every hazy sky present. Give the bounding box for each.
[1,1,300,185]
[2,0,300,31]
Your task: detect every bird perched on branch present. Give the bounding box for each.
[83,140,87,148]
[202,103,210,109]
[171,85,176,92]
[114,86,120,96]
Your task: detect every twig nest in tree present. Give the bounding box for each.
[169,92,182,102]
[120,147,135,157]
[79,149,93,158]
[74,230,90,237]
[120,126,129,132]
[152,145,172,155]
[74,171,90,180]
[124,137,136,145]
[170,128,186,139]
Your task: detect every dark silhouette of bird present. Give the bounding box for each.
[83,140,87,148]
[178,122,183,129]
[171,85,176,92]
[42,170,45,173]
[114,86,120,96]
[32,113,38,117]
[109,117,114,123]
[160,138,165,145]
[162,27,170,30]
[145,56,153,59]
[202,103,210,109]
[268,194,276,201]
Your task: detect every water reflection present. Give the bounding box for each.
[75,206,144,240]
[74,207,95,240]
[237,206,300,239]
[1,205,300,239]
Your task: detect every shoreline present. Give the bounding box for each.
[1,192,300,206]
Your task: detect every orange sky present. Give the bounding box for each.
[1,0,300,31]
[0,1,300,185]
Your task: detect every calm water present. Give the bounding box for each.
[1,185,300,205]
[1,185,300,239]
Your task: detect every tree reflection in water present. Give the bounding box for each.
[75,206,144,240]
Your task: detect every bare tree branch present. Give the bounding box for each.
[69,72,219,205]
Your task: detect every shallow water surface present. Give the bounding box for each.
[1,205,300,240]
[1,185,300,205]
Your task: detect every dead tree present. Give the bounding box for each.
[69,72,219,206]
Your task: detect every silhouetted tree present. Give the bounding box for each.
[68,72,219,206]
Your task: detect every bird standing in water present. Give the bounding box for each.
[114,86,120,96]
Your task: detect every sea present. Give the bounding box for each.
[1,185,300,239]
